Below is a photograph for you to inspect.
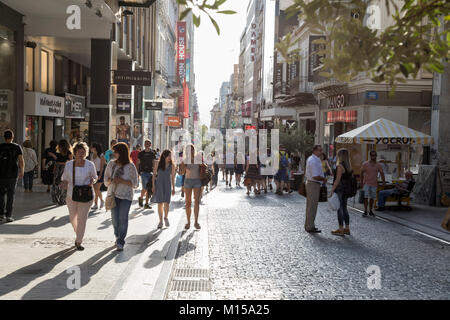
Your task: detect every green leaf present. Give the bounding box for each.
[179,8,191,21]
[193,14,200,27]
[209,16,220,35]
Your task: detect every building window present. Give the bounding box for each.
[41,50,49,94]
[26,47,34,91]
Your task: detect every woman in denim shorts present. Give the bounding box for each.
[179,144,203,230]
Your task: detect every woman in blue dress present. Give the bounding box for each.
[152,150,176,229]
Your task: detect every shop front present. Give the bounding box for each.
[0,3,24,142]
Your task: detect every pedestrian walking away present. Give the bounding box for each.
[329,148,353,237]
[61,142,97,251]
[22,140,38,193]
[244,154,262,196]
[104,142,138,251]
[304,145,328,233]
[274,146,289,195]
[152,150,176,229]
[234,152,245,188]
[52,140,73,206]
[90,143,106,210]
[225,150,235,188]
[137,140,157,209]
[42,140,57,193]
[0,130,24,223]
[361,150,386,217]
[178,144,203,230]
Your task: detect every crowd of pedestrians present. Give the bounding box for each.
[0,129,420,251]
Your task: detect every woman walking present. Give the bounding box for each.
[52,140,73,205]
[61,142,97,251]
[152,150,176,229]
[90,143,106,210]
[178,144,203,230]
[42,140,57,193]
[329,148,353,237]
[244,154,262,196]
[22,140,38,193]
[235,152,245,188]
[104,143,138,251]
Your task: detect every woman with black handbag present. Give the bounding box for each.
[61,142,97,251]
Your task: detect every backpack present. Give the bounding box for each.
[280,153,289,169]
[0,145,17,178]
[342,171,358,198]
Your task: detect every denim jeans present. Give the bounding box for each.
[378,189,396,208]
[23,171,34,190]
[0,178,18,218]
[111,197,132,246]
[337,191,350,227]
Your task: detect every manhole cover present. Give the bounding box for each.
[174,268,209,278]
[170,280,211,292]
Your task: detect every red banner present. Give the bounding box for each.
[183,80,189,119]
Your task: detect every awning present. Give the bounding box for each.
[335,118,433,145]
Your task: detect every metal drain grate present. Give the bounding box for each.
[170,280,211,292]
[174,268,209,278]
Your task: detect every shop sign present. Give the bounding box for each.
[286,120,297,130]
[117,93,132,100]
[117,99,132,113]
[375,137,417,145]
[166,116,181,127]
[245,125,257,131]
[250,23,257,62]
[243,118,252,124]
[65,93,85,119]
[177,21,187,84]
[308,35,326,82]
[24,92,64,117]
[366,91,378,100]
[145,101,163,111]
[328,94,345,109]
[112,70,152,86]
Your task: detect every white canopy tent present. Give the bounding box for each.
[335,118,433,146]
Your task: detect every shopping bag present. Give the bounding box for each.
[441,207,450,232]
[175,174,183,188]
[358,190,365,204]
[328,193,340,211]
[298,182,307,197]
[319,186,328,202]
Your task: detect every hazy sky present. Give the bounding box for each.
[193,0,249,127]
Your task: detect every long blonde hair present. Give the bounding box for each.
[337,148,352,173]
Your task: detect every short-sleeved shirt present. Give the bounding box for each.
[305,154,324,183]
[138,150,156,173]
[61,160,98,199]
[0,143,22,179]
[362,161,383,187]
[130,150,139,166]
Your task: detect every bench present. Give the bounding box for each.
[376,181,415,211]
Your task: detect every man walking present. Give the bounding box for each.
[304,145,328,233]
[137,140,156,209]
[0,130,24,223]
[361,150,385,217]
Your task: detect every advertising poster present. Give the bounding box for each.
[115,115,131,146]
[132,121,144,150]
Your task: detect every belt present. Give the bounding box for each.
[306,180,321,185]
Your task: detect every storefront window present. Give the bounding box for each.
[26,47,34,91]
[0,25,16,140]
[25,116,39,149]
[41,49,49,93]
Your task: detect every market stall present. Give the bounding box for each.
[335,118,433,181]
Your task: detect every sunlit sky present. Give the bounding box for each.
[193,0,249,127]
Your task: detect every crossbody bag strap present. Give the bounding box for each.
[72,161,75,187]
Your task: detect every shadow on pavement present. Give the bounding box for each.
[0,247,77,298]
[0,215,70,235]
[21,246,118,300]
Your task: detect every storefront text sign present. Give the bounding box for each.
[328,94,345,109]
[112,70,152,86]
[250,23,257,62]
[375,137,417,145]
[166,116,181,127]
[24,92,64,117]
[145,101,163,111]
[65,93,85,119]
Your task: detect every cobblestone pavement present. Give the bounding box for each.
[167,181,450,300]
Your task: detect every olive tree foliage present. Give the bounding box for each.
[276,0,450,90]
[175,0,236,35]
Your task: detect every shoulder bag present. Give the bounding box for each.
[105,164,117,211]
[72,161,94,203]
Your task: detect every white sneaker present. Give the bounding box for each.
[100,200,105,209]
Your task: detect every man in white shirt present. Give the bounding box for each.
[304,145,328,233]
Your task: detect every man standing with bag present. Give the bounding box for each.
[0,130,24,223]
[304,145,328,233]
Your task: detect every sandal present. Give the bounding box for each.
[185,223,190,230]
[194,222,201,230]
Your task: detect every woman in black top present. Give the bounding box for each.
[52,140,73,205]
[42,140,57,192]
